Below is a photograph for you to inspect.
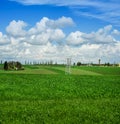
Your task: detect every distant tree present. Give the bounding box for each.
[4,61,24,70]
[107,62,110,66]
[77,62,81,66]
[4,61,8,70]
[16,61,22,69]
[73,63,76,66]
[105,62,110,66]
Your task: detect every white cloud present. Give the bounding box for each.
[88,25,115,44]
[0,17,120,63]
[66,25,116,46]
[28,33,49,45]
[0,32,10,45]
[9,0,83,5]
[28,17,74,35]
[112,29,120,35]
[28,17,49,34]
[27,17,68,45]
[46,16,75,28]
[66,31,86,45]
[9,0,117,7]
[97,25,112,35]
[6,20,27,37]
[27,28,65,45]
[10,37,26,45]
[73,2,120,26]
[49,29,65,42]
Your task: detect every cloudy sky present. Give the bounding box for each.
[0,0,120,64]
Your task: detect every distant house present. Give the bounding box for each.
[4,61,24,70]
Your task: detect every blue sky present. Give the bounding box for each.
[0,0,120,64]
[0,0,111,33]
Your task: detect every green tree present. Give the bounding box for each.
[4,61,8,70]
[77,62,81,66]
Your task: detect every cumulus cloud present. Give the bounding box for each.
[27,29,65,45]
[66,25,116,46]
[28,16,74,35]
[66,31,86,45]
[27,17,69,45]
[46,16,75,28]
[0,17,120,63]
[0,32,10,45]
[49,29,65,42]
[112,29,120,35]
[28,33,49,45]
[28,17,49,34]
[6,20,27,37]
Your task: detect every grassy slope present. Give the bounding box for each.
[45,66,102,75]
[76,66,120,75]
[1,64,120,75]
[0,65,57,74]
[0,71,120,123]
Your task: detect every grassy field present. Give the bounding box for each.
[0,65,120,123]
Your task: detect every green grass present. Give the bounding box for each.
[0,65,120,123]
[76,66,120,75]
[0,65,57,74]
[1,64,120,75]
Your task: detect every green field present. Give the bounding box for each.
[0,65,120,123]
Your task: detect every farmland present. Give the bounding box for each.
[0,65,120,123]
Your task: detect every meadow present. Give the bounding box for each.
[0,65,120,124]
